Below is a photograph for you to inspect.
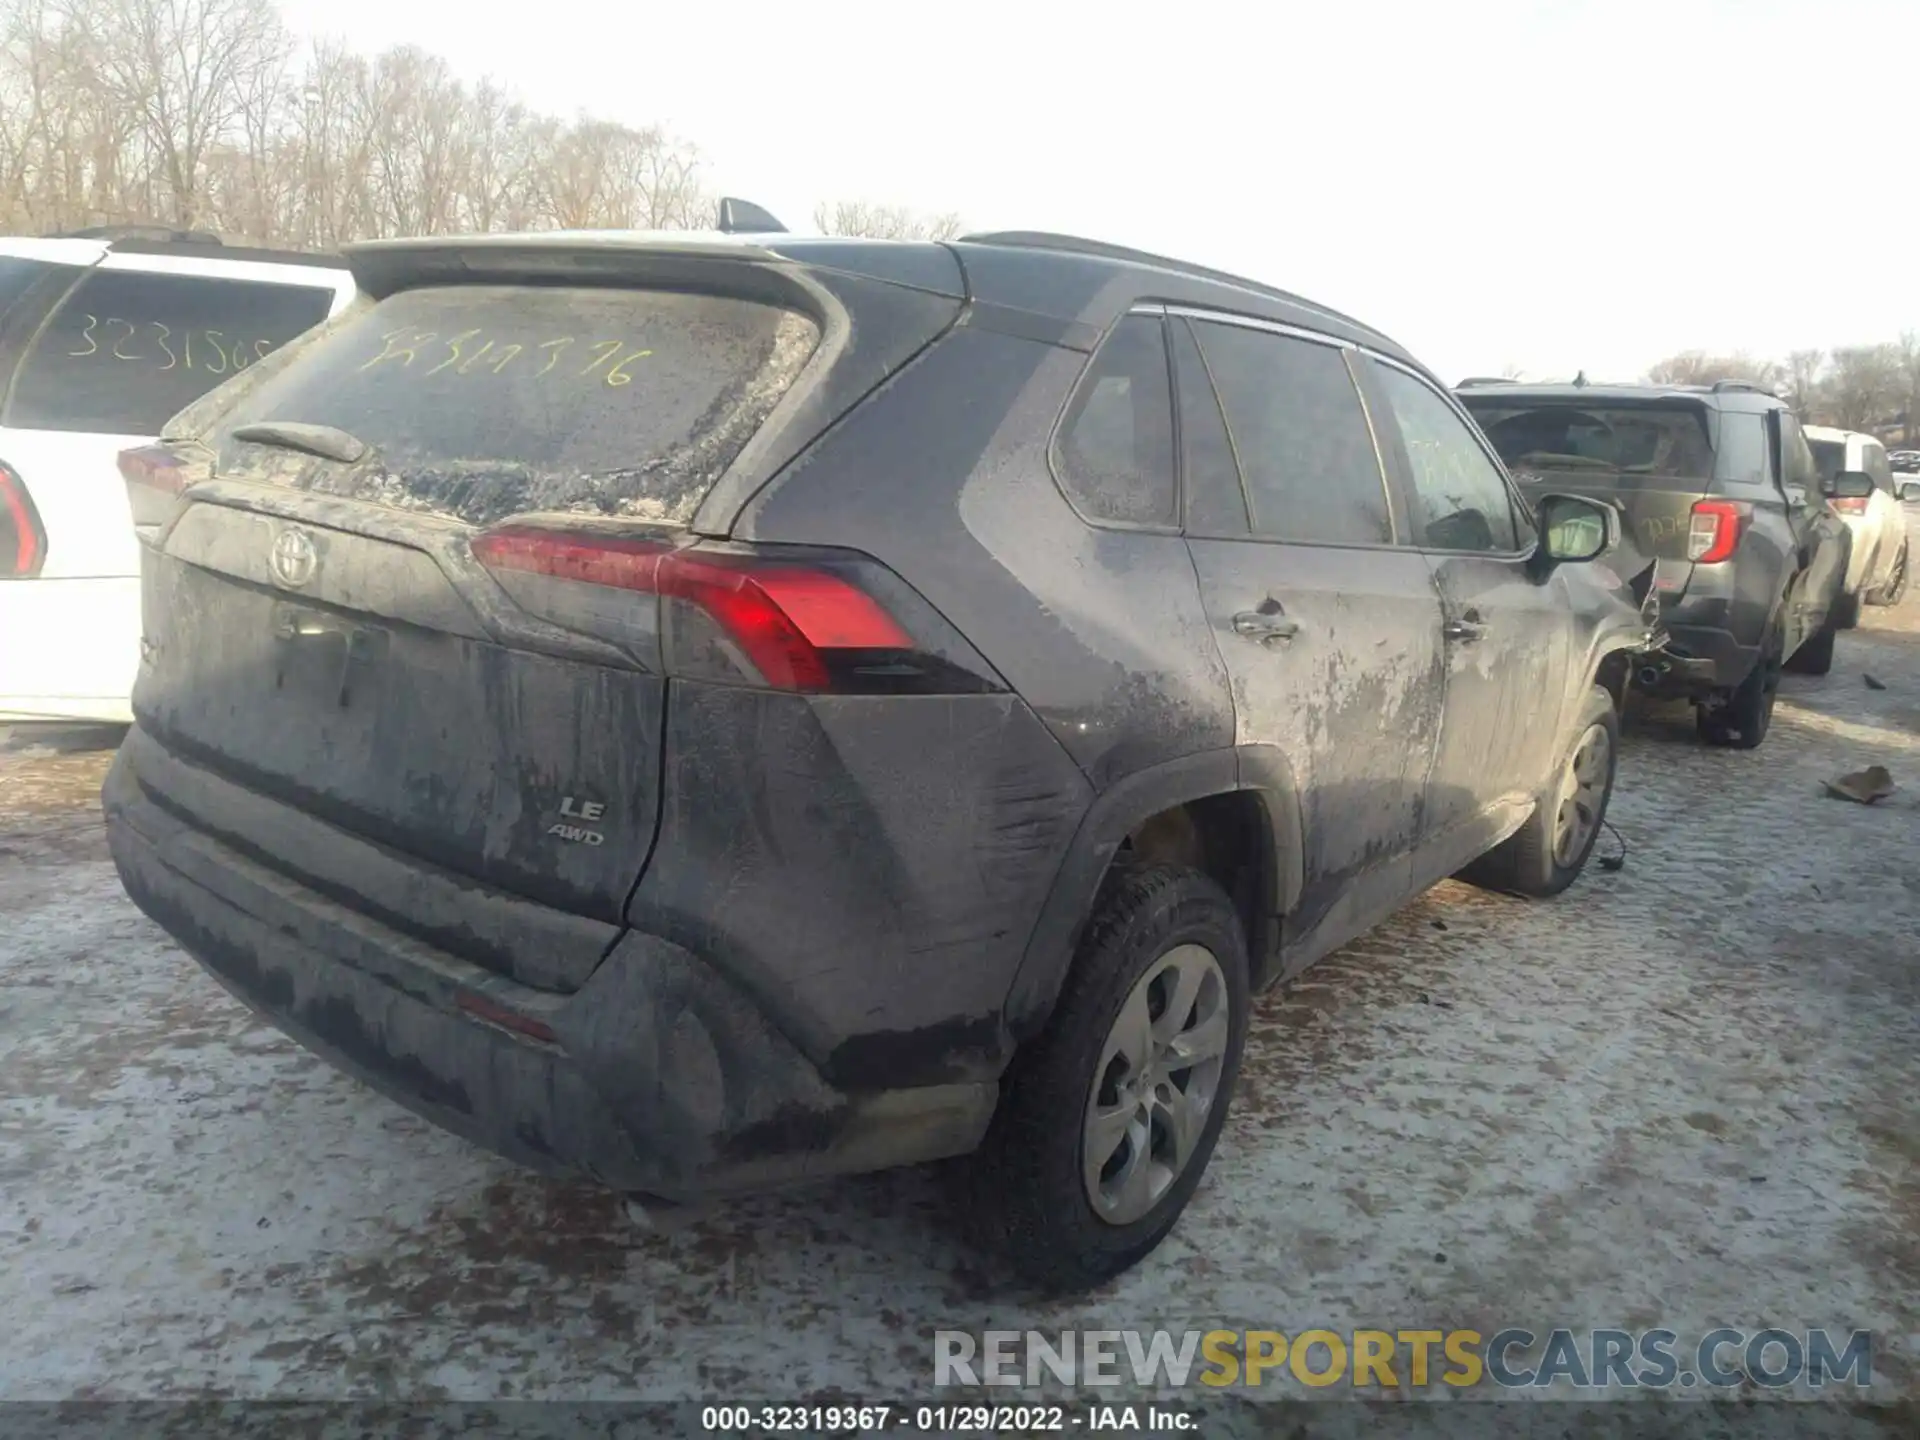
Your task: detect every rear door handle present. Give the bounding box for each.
[1442,619,1486,643]
[1232,611,1300,645]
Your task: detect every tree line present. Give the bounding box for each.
[1641,343,1920,438]
[0,0,959,246]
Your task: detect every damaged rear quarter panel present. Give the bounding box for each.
[625,680,1091,1089]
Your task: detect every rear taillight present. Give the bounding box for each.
[1687,500,1748,565]
[117,444,205,528]
[0,461,46,579]
[1831,496,1868,516]
[471,524,1004,695]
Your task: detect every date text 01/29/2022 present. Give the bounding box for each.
[700,1404,1194,1432]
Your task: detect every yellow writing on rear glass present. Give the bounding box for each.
[66,315,279,374]
[359,325,651,386]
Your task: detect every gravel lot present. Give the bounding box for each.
[3,571,1918,1421]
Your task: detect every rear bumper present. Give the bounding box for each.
[1633,584,1764,697]
[103,735,996,1199]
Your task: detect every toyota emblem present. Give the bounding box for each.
[269,527,319,589]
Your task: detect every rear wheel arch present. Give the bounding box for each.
[1004,746,1302,1039]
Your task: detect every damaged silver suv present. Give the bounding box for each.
[105,216,1652,1290]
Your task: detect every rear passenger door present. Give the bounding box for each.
[1358,356,1570,871]
[1172,310,1448,952]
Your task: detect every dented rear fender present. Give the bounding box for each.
[1003,745,1304,1037]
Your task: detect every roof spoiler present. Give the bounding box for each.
[1457,376,1515,388]
[715,197,787,235]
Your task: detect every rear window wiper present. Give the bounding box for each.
[228,421,371,466]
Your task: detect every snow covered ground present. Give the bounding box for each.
[3,585,1916,1424]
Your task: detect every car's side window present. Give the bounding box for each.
[1188,319,1391,546]
[1715,412,1770,488]
[1168,318,1249,537]
[1052,314,1177,530]
[1778,414,1819,495]
[6,268,336,436]
[1369,361,1521,553]
[1865,445,1894,494]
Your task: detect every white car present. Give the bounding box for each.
[1803,425,1910,623]
[0,230,353,724]
[1893,451,1920,502]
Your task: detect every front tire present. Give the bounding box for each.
[1459,684,1618,898]
[969,863,1250,1292]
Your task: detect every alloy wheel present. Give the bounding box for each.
[1082,943,1230,1225]
[1551,721,1612,867]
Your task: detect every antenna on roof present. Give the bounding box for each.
[1572,370,1589,387]
[714,197,786,235]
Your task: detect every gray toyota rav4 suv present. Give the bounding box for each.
[106,220,1650,1288]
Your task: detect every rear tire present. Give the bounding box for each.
[1784,616,1836,676]
[969,863,1250,1292]
[1833,590,1862,630]
[1459,685,1617,898]
[1868,541,1908,606]
[1697,635,1782,748]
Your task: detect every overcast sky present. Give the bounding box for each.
[270,0,1918,385]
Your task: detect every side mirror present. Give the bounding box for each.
[1826,470,1875,500]
[1901,480,1920,503]
[1535,492,1618,567]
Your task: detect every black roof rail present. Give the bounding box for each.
[1457,376,1516,387]
[957,229,1398,347]
[50,223,224,245]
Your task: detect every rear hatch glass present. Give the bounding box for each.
[0,253,71,322]
[1807,438,1846,487]
[6,267,336,435]
[210,285,821,527]
[139,283,824,953]
[1465,400,1718,564]
[1472,403,1716,484]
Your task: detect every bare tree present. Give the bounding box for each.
[0,0,716,245]
[1894,331,1920,446]
[74,0,290,229]
[1781,348,1827,419]
[538,118,706,231]
[1826,344,1903,432]
[814,198,963,241]
[1644,350,1780,390]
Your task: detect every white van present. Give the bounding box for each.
[1802,425,1910,622]
[0,229,354,723]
